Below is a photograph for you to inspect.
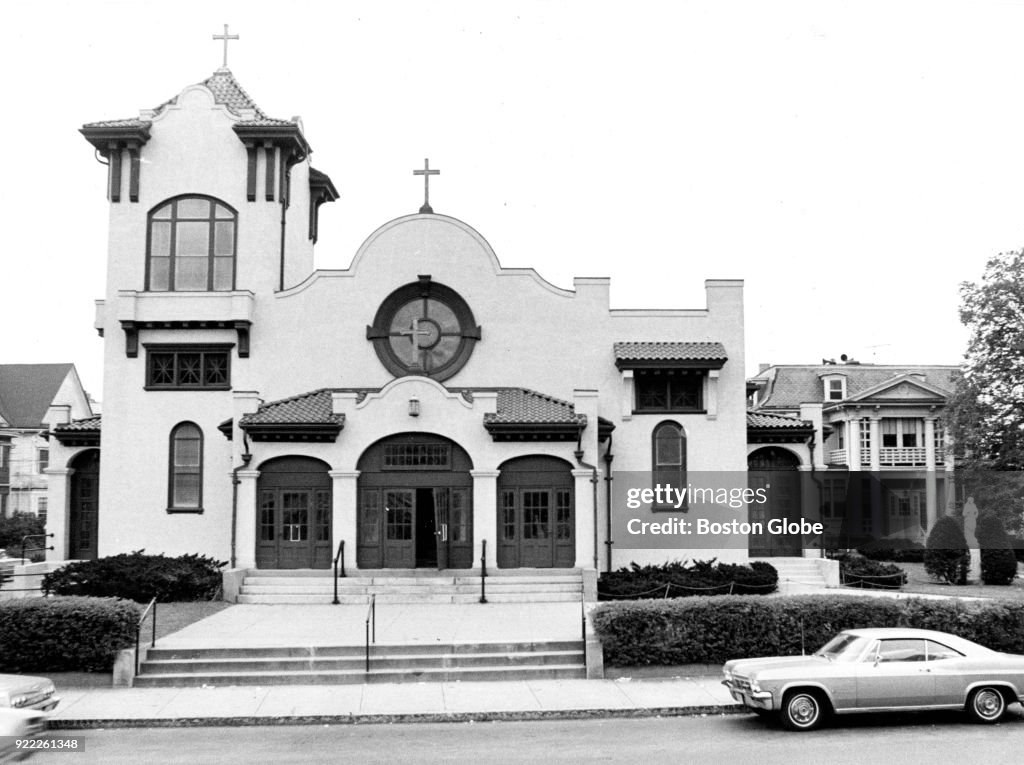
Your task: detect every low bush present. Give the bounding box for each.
[43,551,226,603]
[857,538,926,563]
[840,555,907,589]
[597,559,777,600]
[0,596,138,672]
[977,511,1018,586]
[592,595,1024,666]
[924,515,969,585]
[0,512,45,557]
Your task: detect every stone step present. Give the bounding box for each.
[146,640,584,661]
[241,576,582,587]
[236,591,583,605]
[239,583,582,595]
[244,568,583,578]
[140,650,582,675]
[133,664,587,687]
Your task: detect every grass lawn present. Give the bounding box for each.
[881,561,1024,600]
[145,600,233,641]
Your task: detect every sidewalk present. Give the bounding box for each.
[48,674,740,729]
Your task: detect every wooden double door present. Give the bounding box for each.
[747,447,802,557]
[357,486,472,569]
[256,457,332,569]
[497,456,576,569]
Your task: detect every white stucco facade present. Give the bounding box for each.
[50,68,748,575]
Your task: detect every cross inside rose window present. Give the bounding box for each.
[368,277,480,381]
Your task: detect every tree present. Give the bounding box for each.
[976,511,1018,586]
[948,249,1024,535]
[924,515,969,585]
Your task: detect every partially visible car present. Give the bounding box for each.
[0,675,59,714]
[0,707,50,762]
[723,627,1024,731]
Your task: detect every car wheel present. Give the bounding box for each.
[780,690,826,732]
[967,686,1007,724]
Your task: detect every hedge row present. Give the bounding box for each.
[43,551,226,603]
[598,559,778,600]
[839,555,908,589]
[592,594,1024,666]
[0,597,138,672]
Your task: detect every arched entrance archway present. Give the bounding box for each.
[68,449,100,560]
[497,456,575,568]
[256,456,331,569]
[356,433,473,569]
[748,446,802,557]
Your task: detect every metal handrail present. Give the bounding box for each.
[364,594,376,673]
[332,540,346,604]
[479,539,488,604]
[20,534,54,562]
[135,597,158,676]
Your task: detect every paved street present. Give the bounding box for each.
[28,708,1024,764]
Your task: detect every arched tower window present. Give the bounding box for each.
[652,421,686,510]
[147,196,237,291]
[168,422,203,512]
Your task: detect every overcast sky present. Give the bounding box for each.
[4,1,1017,401]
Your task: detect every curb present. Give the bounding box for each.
[49,704,746,729]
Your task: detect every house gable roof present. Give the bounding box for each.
[0,364,74,429]
[751,364,959,409]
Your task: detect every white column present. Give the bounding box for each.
[573,468,599,571]
[924,417,938,532]
[924,417,937,470]
[848,417,861,471]
[234,468,260,569]
[705,370,719,420]
[869,416,881,471]
[329,470,359,572]
[44,468,72,561]
[471,470,500,570]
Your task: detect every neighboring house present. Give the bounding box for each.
[0,365,94,522]
[747,360,959,554]
[46,64,748,576]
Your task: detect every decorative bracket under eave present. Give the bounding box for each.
[120,319,252,358]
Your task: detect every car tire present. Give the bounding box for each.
[780,690,826,732]
[967,686,1007,724]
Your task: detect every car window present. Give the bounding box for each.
[874,639,927,662]
[924,640,964,661]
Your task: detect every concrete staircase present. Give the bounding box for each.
[236,569,584,605]
[134,640,587,687]
[751,557,830,592]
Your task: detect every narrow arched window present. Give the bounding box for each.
[652,421,686,510]
[147,196,236,291]
[169,422,203,512]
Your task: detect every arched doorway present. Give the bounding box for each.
[68,449,100,560]
[497,456,575,568]
[748,446,802,557]
[256,457,331,569]
[356,433,473,569]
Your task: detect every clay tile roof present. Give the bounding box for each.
[613,341,728,363]
[239,389,344,426]
[485,389,587,425]
[80,118,152,129]
[148,69,295,125]
[54,415,102,432]
[746,411,812,430]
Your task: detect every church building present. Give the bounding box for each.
[47,62,748,580]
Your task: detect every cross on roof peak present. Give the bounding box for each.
[213,24,239,69]
[413,158,440,214]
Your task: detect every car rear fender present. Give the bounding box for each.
[777,682,836,713]
[963,681,1021,706]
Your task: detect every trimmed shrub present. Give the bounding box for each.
[840,555,907,589]
[0,512,45,557]
[43,551,226,603]
[977,511,1018,586]
[857,538,926,563]
[592,595,1024,666]
[0,596,138,672]
[925,515,969,585]
[598,559,777,600]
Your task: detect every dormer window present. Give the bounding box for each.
[823,375,846,401]
[147,196,237,291]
